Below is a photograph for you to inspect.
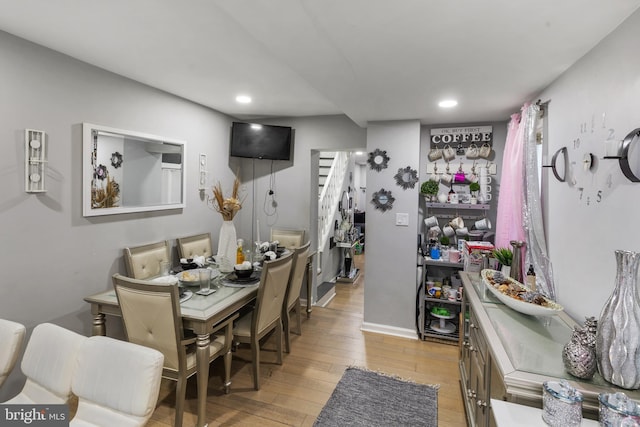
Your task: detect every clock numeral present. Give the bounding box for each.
[578,187,584,200]
[602,112,606,128]
[607,128,615,140]
[591,115,595,133]
[586,196,590,205]
[573,138,581,149]
[607,174,613,188]
[580,122,588,133]
[596,190,602,203]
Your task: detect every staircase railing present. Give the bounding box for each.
[318,151,350,253]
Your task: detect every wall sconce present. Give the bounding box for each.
[543,147,567,182]
[199,153,207,190]
[25,129,47,193]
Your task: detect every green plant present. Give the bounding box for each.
[469,182,481,193]
[492,247,513,266]
[420,180,439,195]
[440,236,450,246]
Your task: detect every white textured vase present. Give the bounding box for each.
[217,220,237,272]
[596,250,640,389]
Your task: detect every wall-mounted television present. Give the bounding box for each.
[230,122,293,160]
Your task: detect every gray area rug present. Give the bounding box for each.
[314,366,439,427]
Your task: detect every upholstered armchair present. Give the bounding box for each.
[70,336,164,427]
[3,323,86,404]
[233,253,294,390]
[0,319,26,389]
[282,241,311,353]
[113,274,237,427]
[123,240,171,280]
[176,233,213,259]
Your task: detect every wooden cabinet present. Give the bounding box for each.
[458,272,640,426]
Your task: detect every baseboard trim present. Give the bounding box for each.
[317,287,336,307]
[360,322,419,340]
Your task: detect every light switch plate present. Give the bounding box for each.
[395,213,409,226]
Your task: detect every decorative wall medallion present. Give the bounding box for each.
[367,149,390,172]
[371,188,395,212]
[94,164,108,180]
[110,151,123,168]
[394,166,418,189]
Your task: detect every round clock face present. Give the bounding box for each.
[568,114,618,206]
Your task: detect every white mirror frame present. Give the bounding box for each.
[82,123,186,217]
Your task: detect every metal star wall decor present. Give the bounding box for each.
[394,166,419,189]
[367,149,390,172]
[371,188,395,212]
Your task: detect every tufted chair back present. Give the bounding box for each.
[176,233,212,259]
[270,228,305,249]
[0,319,26,389]
[124,240,171,280]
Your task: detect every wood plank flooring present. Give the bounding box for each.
[147,254,467,426]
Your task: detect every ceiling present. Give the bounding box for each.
[1,1,639,127]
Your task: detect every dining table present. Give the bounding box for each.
[84,268,259,427]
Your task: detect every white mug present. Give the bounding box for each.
[440,173,453,185]
[443,225,455,237]
[429,225,442,235]
[424,216,438,228]
[448,288,460,301]
[449,193,459,204]
[450,216,464,229]
[475,218,492,230]
[449,249,461,263]
[481,176,492,184]
[481,193,492,201]
[468,173,479,183]
[455,227,469,236]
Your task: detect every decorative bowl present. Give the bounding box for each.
[234,267,254,279]
[481,269,563,317]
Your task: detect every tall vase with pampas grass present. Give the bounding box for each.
[210,176,242,272]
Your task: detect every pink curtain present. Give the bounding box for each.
[494,106,528,250]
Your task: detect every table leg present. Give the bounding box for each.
[196,333,210,427]
[91,313,105,336]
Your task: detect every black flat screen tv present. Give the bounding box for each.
[230,122,293,160]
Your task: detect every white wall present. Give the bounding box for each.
[538,8,640,321]
[363,120,421,336]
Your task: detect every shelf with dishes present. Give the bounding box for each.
[423,298,461,342]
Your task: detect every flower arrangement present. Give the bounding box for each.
[210,176,243,221]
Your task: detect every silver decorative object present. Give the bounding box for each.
[542,380,583,426]
[599,392,640,426]
[596,250,640,390]
[563,326,597,379]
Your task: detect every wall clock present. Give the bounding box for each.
[567,113,618,206]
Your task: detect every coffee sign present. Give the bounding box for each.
[430,126,493,146]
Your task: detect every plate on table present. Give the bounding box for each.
[222,272,260,287]
[179,289,193,303]
[149,275,179,285]
[175,268,216,287]
[480,269,563,317]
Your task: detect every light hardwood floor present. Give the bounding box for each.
[147,254,467,426]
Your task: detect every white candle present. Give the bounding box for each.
[256,219,261,244]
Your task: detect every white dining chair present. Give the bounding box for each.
[0,319,26,389]
[233,252,294,390]
[270,228,305,249]
[282,242,310,353]
[123,240,171,280]
[70,336,164,427]
[176,233,213,259]
[3,323,86,404]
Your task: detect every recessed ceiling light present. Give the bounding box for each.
[438,99,458,108]
[236,95,252,104]
[250,124,263,130]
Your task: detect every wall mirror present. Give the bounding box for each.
[82,123,186,217]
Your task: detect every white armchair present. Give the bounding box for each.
[0,319,26,389]
[70,336,164,427]
[3,323,86,404]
